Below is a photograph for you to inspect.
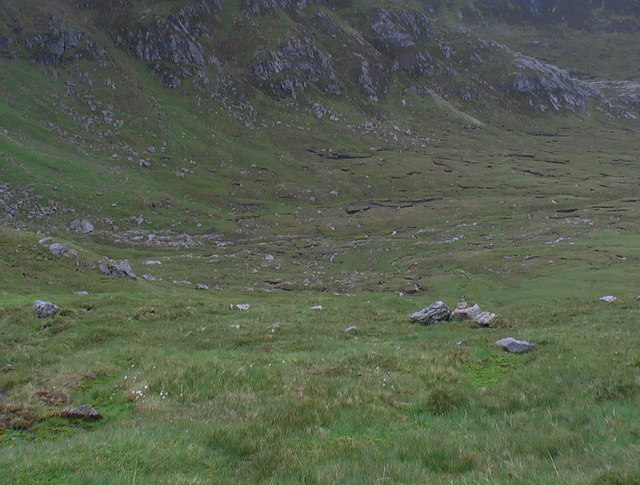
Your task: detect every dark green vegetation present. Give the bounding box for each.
[1,0,640,483]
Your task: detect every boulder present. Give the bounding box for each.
[409,301,450,325]
[69,219,94,233]
[449,300,497,326]
[99,260,137,279]
[49,243,78,259]
[34,300,59,318]
[495,337,535,353]
[61,404,102,421]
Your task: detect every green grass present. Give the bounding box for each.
[1,223,640,483]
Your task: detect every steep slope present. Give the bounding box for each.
[1,0,640,232]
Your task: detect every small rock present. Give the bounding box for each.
[61,404,102,421]
[69,219,94,233]
[34,300,59,318]
[409,301,450,325]
[495,337,535,353]
[38,237,53,245]
[265,254,274,260]
[145,260,162,265]
[0,391,6,403]
[456,341,469,347]
[310,305,324,311]
[231,304,251,311]
[195,283,209,290]
[600,295,617,303]
[344,325,358,334]
[139,160,151,168]
[142,274,159,281]
[147,146,156,153]
[636,296,640,302]
[74,291,88,295]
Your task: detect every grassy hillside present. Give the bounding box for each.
[1,0,640,483]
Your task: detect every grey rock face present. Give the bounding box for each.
[100,261,137,279]
[495,337,535,353]
[113,0,221,89]
[367,8,433,75]
[69,219,94,233]
[509,54,596,111]
[252,36,340,99]
[25,29,84,65]
[34,300,60,318]
[409,301,451,325]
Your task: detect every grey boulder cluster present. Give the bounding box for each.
[409,299,497,327]
[39,237,137,280]
[409,300,535,354]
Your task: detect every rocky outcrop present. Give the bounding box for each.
[251,35,340,99]
[509,54,596,111]
[366,8,433,76]
[25,29,84,65]
[111,0,221,88]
